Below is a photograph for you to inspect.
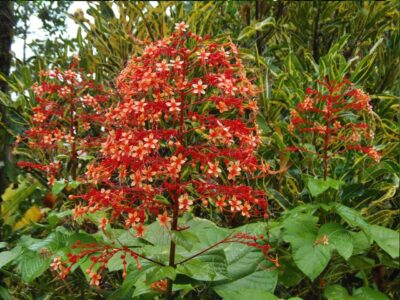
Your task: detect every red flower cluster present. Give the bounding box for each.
[17,67,111,184]
[287,79,380,179]
[74,23,268,229]
[58,23,271,285]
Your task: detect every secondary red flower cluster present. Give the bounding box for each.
[17,68,111,184]
[288,79,380,164]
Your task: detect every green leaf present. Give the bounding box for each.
[324,285,350,300]
[51,180,66,196]
[171,230,199,251]
[254,17,275,31]
[319,223,353,260]
[146,266,176,284]
[18,251,50,282]
[106,252,137,272]
[353,287,390,300]
[278,258,305,288]
[213,288,278,300]
[237,26,256,41]
[351,231,372,254]
[0,251,18,268]
[306,177,343,197]
[334,204,371,239]
[293,243,331,281]
[0,286,12,300]
[370,225,399,258]
[78,155,95,161]
[267,188,291,209]
[154,195,170,205]
[186,218,229,250]
[212,224,278,294]
[282,214,318,247]
[176,249,228,281]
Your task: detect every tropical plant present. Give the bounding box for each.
[0,1,398,300]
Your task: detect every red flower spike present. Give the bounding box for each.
[288,79,380,179]
[17,65,111,184]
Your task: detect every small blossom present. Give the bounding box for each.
[229,196,242,212]
[143,134,159,149]
[134,223,146,237]
[178,193,193,211]
[133,98,147,113]
[89,271,101,286]
[227,161,241,180]
[170,56,183,70]
[156,59,169,72]
[125,211,140,227]
[196,48,210,61]
[157,211,171,228]
[166,98,181,112]
[207,161,221,177]
[51,257,62,271]
[174,21,188,32]
[192,79,207,95]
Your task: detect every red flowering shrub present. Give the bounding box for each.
[287,79,380,179]
[56,23,274,293]
[17,66,111,184]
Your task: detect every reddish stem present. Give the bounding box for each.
[167,55,187,299]
[70,99,77,180]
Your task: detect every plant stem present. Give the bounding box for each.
[166,56,187,298]
[70,99,77,180]
[323,91,332,181]
[166,198,179,299]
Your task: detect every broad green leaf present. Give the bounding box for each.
[106,251,137,272]
[212,223,278,293]
[0,251,19,268]
[319,223,353,260]
[186,218,229,250]
[213,288,278,300]
[18,251,50,282]
[213,267,278,296]
[351,231,372,254]
[282,214,318,247]
[370,225,399,258]
[51,180,67,196]
[353,287,390,300]
[293,243,331,281]
[0,286,12,300]
[334,204,371,239]
[324,285,350,300]
[176,249,228,281]
[171,230,199,251]
[348,255,375,269]
[146,266,176,284]
[143,221,170,246]
[306,177,343,197]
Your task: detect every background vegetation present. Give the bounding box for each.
[0,1,398,299]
